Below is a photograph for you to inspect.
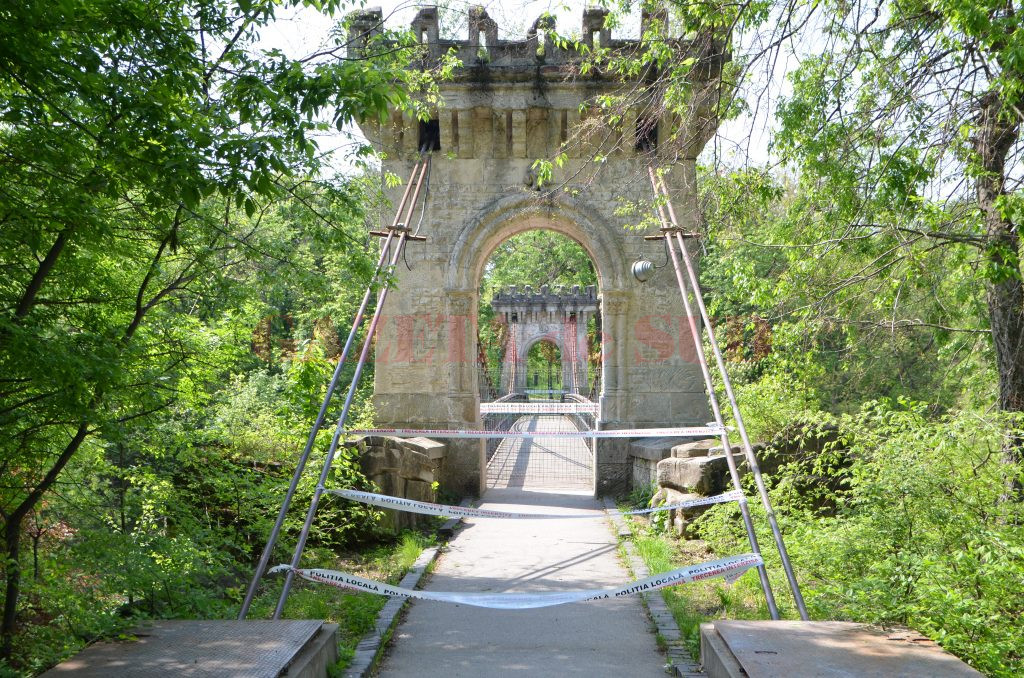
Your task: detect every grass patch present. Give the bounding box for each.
[627,515,767,660]
[233,530,436,669]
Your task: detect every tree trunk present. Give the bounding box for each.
[13,225,74,320]
[975,91,1024,480]
[1,422,90,660]
[1,525,19,660]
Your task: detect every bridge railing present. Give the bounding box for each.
[563,394,597,462]
[480,393,599,465]
[481,392,528,461]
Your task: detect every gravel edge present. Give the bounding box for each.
[343,511,463,678]
[603,497,707,678]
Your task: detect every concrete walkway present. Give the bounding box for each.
[378,417,666,677]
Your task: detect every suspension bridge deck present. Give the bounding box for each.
[376,488,666,677]
[485,415,593,491]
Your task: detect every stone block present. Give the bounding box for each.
[652,487,709,517]
[399,436,447,461]
[672,438,723,458]
[369,472,403,498]
[632,457,658,489]
[656,455,730,495]
[650,486,720,535]
[668,391,713,423]
[597,437,629,464]
[629,437,686,462]
[399,449,435,483]
[405,479,434,503]
[360,447,402,477]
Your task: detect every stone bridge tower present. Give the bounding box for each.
[492,285,597,396]
[350,6,722,496]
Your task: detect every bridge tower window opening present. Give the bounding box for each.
[418,118,441,152]
[636,116,658,153]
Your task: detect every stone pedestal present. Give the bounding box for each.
[701,621,982,678]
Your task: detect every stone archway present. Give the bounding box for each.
[491,284,597,396]
[354,7,718,496]
[522,337,563,394]
[368,183,710,496]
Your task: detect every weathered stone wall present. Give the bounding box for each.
[346,436,446,530]
[352,6,723,497]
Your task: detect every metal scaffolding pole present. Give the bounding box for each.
[237,155,431,619]
[648,169,780,620]
[273,155,431,618]
[650,168,809,620]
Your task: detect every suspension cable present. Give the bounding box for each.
[237,156,430,620]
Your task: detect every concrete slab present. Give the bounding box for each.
[42,620,338,678]
[702,620,982,678]
[377,487,667,677]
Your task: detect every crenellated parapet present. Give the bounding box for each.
[350,5,686,70]
[491,285,598,319]
[350,5,726,162]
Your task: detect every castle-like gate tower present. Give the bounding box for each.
[492,285,597,396]
[350,6,721,496]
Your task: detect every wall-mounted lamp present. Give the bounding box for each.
[632,259,654,283]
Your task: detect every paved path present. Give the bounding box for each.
[378,417,666,677]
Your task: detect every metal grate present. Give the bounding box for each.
[486,415,593,490]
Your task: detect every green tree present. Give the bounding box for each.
[0,0,439,659]
[556,0,1022,472]
[479,230,598,303]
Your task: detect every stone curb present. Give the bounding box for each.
[343,510,464,677]
[603,498,707,678]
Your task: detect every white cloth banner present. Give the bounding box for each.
[480,402,599,415]
[327,488,744,519]
[344,426,725,439]
[269,554,762,609]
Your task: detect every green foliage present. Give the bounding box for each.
[479,230,598,304]
[698,167,996,421]
[695,402,1024,676]
[232,530,435,671]
[0,0,444,669]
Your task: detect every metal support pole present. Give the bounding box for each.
[649,170,780,619]
[237,159,427,619]
[273,157,430,617]
[653,171,809,620]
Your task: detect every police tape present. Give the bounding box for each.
[479,402,600,415]
[343,426,726,439]
[326,488,744,519]
[268,553,762,609]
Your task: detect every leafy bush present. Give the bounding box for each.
[696,401,1024,676]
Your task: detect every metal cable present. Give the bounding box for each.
[237,156,428,619]
[651,168,808,620]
